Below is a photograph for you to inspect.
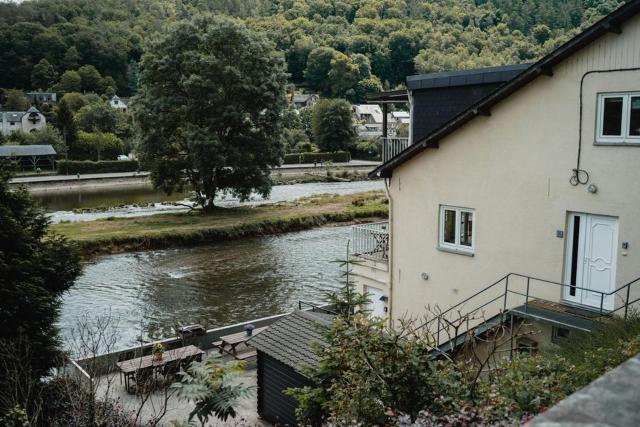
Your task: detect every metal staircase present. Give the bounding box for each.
[417,273,640,354]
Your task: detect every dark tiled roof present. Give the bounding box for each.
[372,0,640,178]
[2,112,25,122]
[0,145,56,157]
[248,310,333,373]
[406,64,530,90]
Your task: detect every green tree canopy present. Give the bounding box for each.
[134,15,288,210]
[304,46,338,95]
[312,99,356,152]
[2,89,30,111]
[77,65,103,93]
[0,169,81,414]
[74,101,118,133]
[57,70,82,93]
[30,58,58,90]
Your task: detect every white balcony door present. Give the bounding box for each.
[364,286,386,318]
[564,213,618,310]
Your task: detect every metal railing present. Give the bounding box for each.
[415,272,640,349]
[351,221,389,262]
[381,137,410,162]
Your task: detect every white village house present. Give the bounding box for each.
[291,93,319,110]
[352,1,640,350]
[110,95,128,112]
[0,107,46,135]
[352,104,384,140]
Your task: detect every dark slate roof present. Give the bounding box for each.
[2,112,25,122]
[372,0,640,178]
[0,145,56,157]
[406,64,530,90]
[248,310,333,373]
[293,93,316,103]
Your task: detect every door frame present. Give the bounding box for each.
[563,212,618,311]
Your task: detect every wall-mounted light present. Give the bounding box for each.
[421,272,429,281]
[379,295,389,302]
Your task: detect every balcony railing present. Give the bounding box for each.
[382,137,410,162]
[351,221,389,262]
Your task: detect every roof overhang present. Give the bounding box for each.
[371,0,640,179]
[366,89,409,104]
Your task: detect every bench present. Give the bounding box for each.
[235,350,257,360]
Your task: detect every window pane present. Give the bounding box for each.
[629,96,640,136]
[602,97,623,136]
[443,210,456,244]
[460,211,473,247]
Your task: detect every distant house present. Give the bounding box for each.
[248,310,333,425]
[0,107,46,135]
[110,95,128,113]
[352,104,384,140]
[0,144,56,170]
[388,110,410,136]
[26,92,57,104]
[292,93,319,110]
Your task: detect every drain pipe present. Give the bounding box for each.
[384,176,394,325]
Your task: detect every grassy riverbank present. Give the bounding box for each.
[52,191,388,256]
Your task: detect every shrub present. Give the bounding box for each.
[57,160,139,174]
[283,151,350,165]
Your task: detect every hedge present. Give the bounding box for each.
[57,160,140,174]
[283,151,350,165]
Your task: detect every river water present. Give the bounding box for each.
[59,226,352,351]
[36,180,385,223]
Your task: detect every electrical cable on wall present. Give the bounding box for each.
[573,67,640,186]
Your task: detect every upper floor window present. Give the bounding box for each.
[439,205,474,254]
[597,92,640,144]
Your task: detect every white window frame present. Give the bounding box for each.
[438,205,475,255]
[596,92,640,144]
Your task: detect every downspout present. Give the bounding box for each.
[384,176,394,324]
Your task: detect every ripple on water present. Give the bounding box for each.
[59,226,352,350]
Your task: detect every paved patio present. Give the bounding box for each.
[95,349,267,426]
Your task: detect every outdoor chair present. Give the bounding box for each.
[134,367,155,394]
[161,360,181,385]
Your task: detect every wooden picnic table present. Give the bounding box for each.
[116,345,203,393]
[215,327,267,360]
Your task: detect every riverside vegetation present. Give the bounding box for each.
[51,191,388,256]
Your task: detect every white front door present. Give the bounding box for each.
[364,286,386,317]
[564,213,618,310]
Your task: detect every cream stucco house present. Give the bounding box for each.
[353,0,640,350]
[0,107,46,135]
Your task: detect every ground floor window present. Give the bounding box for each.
[439,205,475,254]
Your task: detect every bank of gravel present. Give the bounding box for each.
[52,191,388,257]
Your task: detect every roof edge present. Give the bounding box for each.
[373,0,640,178]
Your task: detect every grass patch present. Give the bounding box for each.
[52,191,388,256]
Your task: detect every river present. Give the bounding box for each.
[59,226,352,351]
[36,180,384,223]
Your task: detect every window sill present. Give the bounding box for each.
[594,141,640,146]
[437,245,474,257]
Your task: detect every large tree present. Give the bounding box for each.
[134,15,287,210]
[312,99,356,153]
[0,168,81,415]
[30,58,58,90]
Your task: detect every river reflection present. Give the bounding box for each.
[59,226,351,350]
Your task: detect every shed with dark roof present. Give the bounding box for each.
[248,310,332,425]
[0,144,56,170]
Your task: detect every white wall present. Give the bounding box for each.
[388,14,640,322]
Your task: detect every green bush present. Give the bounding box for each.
[57,160,139,174]
[69,131,124,161]
[283,151,350,165]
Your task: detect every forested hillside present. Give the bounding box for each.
[0,0,627,99]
